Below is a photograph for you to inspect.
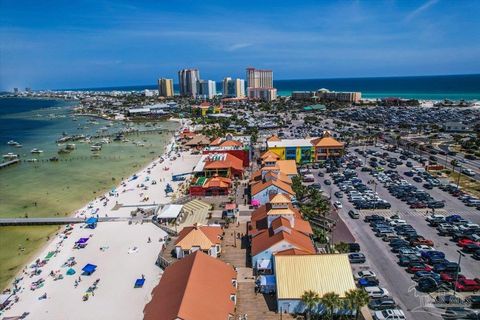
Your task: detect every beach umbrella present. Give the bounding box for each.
[66,268,76,275]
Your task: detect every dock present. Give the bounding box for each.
[0,159,20,169]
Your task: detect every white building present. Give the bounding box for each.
[198,80,217,99]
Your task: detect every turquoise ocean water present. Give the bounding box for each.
[62,74,480,101]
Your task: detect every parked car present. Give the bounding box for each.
[348,243,361,252]
[324,179,331,185]
[348,210,359,219]
[442,307,480,319]
[373,309,405,320]
[364,286,390,299]
[358,277,380,287]
[407,262,433,273]
[417,277,439,293]
[348,253,366,264]
[368,297,397,311]
[334,201,343,209]
[454,279,480,292]
[354,270,376,280]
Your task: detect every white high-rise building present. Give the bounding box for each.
[223,77,245,98]
[178,69,200,97]
[198,80,217,99]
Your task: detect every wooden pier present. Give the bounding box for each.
[0,159,20,170]
[0,216,150,226]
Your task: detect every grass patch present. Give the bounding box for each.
[444,171,480,198]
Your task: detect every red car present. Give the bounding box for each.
[407,263,433,273]
[440,272,465,283]
[454,278,480,292]
[411,238,434,247]
[458,239,480,247]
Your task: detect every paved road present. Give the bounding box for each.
[316,171,440,320]
[313,148,480,320]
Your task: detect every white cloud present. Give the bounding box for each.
[226,43,253,51]
[405,0,439,22]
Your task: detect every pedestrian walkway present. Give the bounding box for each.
[358,208,479,218]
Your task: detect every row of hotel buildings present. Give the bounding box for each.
[157,67,278,101]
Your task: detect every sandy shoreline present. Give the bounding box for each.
[1,119,202,319]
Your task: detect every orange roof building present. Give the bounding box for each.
[144,251,237,320]
[174,224,224,259]
[250,179,295,206]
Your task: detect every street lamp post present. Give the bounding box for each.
[453,250,466,297]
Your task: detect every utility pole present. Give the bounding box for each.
[453,250,465,296]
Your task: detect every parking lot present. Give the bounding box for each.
[306,145,480,320]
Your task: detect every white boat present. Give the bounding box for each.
[3,153,19,160]
[91,144,102,151]
[27,158,38,162]
[14,144,23,148]
[7,140,18,145]
[31,148,44,154]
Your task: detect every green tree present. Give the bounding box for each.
[334,242,350,253]
[451,159,458,174]
[301,290,320,320]
[345,289,370,320]
[320,292,341,320]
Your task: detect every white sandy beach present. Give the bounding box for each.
[2,127,202,320]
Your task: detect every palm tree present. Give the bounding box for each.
[320,292,341,320]
[345,289,370,320]
[451,159,458,174]
[334,242,350,253]
[301,290,320,319]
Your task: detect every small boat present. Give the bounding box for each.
[7,140,19,145]
[14,143,23,148]
[3,153,19,160]
[49,157,59,162]
[91,144,102,151]
[66,144,76,150]
[31,148,44,154]
[27,158,38,162]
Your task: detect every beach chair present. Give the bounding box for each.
[134,278,145,288]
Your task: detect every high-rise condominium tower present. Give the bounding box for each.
[158,78,174,97]
[223,77,245,98]
[178,69,200,97]
[246,67,277,101]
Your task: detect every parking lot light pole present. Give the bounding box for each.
[453,250,466,297]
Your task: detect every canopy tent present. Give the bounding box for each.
[76,238,89,244]
[74,237,90,249]
[256,259,272,270]
[157,204,183,220]
[82,263,97,275]
[66,268,76,275]
[85,217,98,229]
[134,278,145,288]
[251,199,260,207]
[256,275,276,294]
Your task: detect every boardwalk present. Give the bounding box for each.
[219,222,297,320]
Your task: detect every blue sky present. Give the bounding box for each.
[1,0,479,90]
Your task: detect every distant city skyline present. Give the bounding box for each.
[1,0,480,90]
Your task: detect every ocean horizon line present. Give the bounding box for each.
[52,72,480,92]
